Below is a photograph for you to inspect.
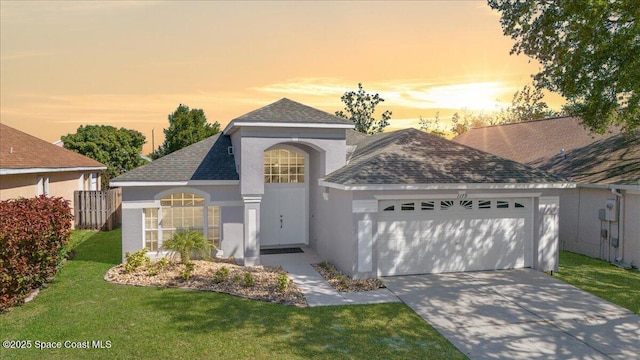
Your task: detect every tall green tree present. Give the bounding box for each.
[336,83,392,134]
[62,125,146,186]
[488,0,640,133]
[152,104,220,159]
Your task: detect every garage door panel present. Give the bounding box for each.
[378,198,533,276]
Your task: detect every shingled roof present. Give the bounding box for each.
[111,133,238,183]
[322,128,566,186]
[452,117,620,167]
[224,98,353,133]
[0,123,106,173]
[539,132,639,185]
[452,117,638,185]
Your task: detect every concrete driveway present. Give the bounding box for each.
[382,269,640,360]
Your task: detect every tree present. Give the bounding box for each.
[450,112,470,136]
[152,104,220,159]
[498,85,558,124]
[62,125,146,186]
[419,112,447,137]
[488,0,640,133]
[336,83,392,134]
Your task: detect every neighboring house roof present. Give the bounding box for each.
[539,132,639,185]
[322,128,566,186]
[0,123,106,175]
[452,117,638,185]
[223,98,353,134]
[346,129,367,146]
[111,133,238,184]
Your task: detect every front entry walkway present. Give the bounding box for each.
[382,269,640,360]
[260,248,399,307]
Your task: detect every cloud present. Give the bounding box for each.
[256,78,517,112]
[0,51,52,61]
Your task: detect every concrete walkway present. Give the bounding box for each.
[383,269,640,360]
[260,248,399,307]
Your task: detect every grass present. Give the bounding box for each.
[1,229,465,359]
[555,251,640,314]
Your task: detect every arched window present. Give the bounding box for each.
[264,148,305,183]
[143,192,220,252]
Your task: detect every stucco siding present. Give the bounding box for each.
[119,185,244,262]
[0,171,91,214]
[121,207,143,262]
[622,192,640,267]
[315,187,355,276]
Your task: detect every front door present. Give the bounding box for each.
[261,147,308,247]
[261,184,306,246]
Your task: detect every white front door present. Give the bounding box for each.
[261,184,306,246]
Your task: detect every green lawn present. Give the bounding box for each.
[0,229,465,360]
[555,251,640,314]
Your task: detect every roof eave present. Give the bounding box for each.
[318,180,575,191]
[0,166,107,175]
[110,180,240,187]
[223,121,355,135]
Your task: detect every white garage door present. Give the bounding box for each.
[378,198,533,276]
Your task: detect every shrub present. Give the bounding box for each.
[181,262,195,281]
[162,229,212,264]
[124,250,150,273]
[243,272,255,287]
[276,274,289,292]
[213,266,229,284]
[0,196,73,311]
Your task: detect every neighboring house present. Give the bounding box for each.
[453,116,640,267]
[111,99,571,279]
[0,123,107,212]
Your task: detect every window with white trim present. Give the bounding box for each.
[37,176,49,196]
[143,192,221,251]
[264,148,305,183]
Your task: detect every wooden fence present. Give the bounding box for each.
[74,188,122,230]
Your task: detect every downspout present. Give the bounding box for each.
[611,188,624,263]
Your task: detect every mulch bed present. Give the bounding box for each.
[105,259,307,307]
[312,262,385,292]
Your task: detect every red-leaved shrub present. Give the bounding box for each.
[0,195,73,311]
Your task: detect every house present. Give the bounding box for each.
[0,123,107,211]
[111,99,572,279]
[453,116,640,267]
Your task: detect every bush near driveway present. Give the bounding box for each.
[556,251,640,314]
[0,229,466,359]
[0,196,73,311]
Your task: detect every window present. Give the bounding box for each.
[89,173,98,191]
[143,208,158,251]
[497,200,509,209]
[514,202,525,208]
[401,202,415,211]
[37,176,49,196]
[478,200,491,209]
[421,201,435,210]
[383,205,395,212]
[143,192,221,251]
[264,149,305,183]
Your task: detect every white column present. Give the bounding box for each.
[242,195,262,266]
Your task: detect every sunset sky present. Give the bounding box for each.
[1,1,565,154]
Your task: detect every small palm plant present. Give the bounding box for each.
[162,229,213,264]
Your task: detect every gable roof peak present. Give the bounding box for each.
[223,98,353,134]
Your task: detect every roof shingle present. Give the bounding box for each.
[0,123,106,170]
[229,98,352,125]
[452,117,638,185]
[323,128,565,185]
[112,134,238,182]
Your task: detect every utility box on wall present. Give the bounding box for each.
[604,198,618,221]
